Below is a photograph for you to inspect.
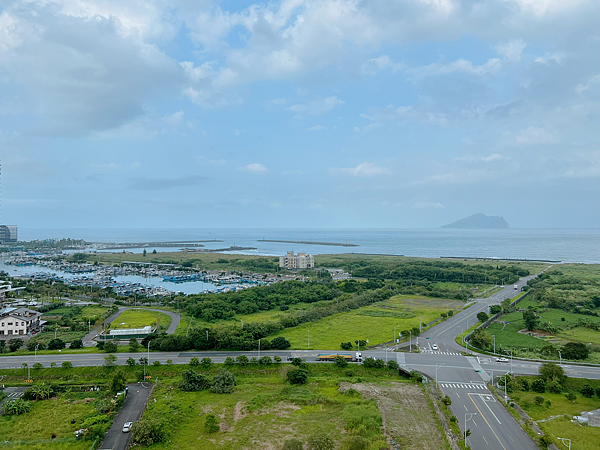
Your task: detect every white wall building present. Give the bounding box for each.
[0,307,44,337]
[279,251,315,270]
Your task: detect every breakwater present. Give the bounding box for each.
[97,240,222,250]
[441,256,561,263]
[258,239,358,247]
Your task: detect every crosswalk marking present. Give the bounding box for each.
[439,383,488,390]
[420,350,462,356]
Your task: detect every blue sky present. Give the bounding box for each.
[1,0,599,229]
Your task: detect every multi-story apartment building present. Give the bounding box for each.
[279,251,315,270]
[0,307,44,337]
[0,225,17,244]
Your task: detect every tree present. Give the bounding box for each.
[204,414,220,433]
[104,354,117,367]
[30,383,53,400]
[469,328,492,350]
[274,356,282,363]
[26,340,45,351]
[387,360,398,370]
[565,393,577,401]
[334,355,348,368]
[490,305,502,314]
[271,336,291,349]
[539,363,566,384]
[129,339,140,352]
[259,356,272,365]
[131,419,167,446]
[62,361,73,369]
[48,339,66,350]
[32,362,43,369]
[523,310,539,331]
[210,369,237,394]
[547,381,562,394]
[8,338,24,352]
[126,357,136,366]
[143,249,147,257]
[534,395,545,405]
[189,357,200,366]
[282,439,304,450]
[103,342,118,353]
[180,369,210,391]
[70,339,83,349]
[287,368,308,385]
[291,358,304,367]
[139,357,148,366]
[236,355,249,366]
[354,340,367,348]
[532,379,546,393]
[562,342,589,360]
[477,311,489,322]
[109,370,126,394]
[340,342,353,350]
[224,357,235,366]
[307,434,335,450]
[539,435,553,449]
[447,310,454,317]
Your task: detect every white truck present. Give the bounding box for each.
[514,285,518,290]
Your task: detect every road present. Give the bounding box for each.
[82,307,181,346]
[99,383,153,450]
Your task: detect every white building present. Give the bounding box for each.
[0,307,44,337]
[279,251,315,270]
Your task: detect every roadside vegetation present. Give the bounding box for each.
[111,309,171,331]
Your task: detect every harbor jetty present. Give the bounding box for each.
[181,246,257,253]
[258,238,358,247]
[97,240,223,250]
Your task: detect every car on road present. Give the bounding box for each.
[122,422,133,433]
[496,357,509,362]
[432,344,438,351]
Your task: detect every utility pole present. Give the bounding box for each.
[464,413,476,444]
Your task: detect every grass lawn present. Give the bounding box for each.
[268,295,463,349]
[111,309,171,331]
[538,416,600,450]
[486,323,548,349]
[556,327,600,344]
[0,391,105,450]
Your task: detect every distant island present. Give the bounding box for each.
[441,213,509,229]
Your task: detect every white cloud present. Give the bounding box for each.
[411,201,445,209]
[330,162,390,176]
[288,96,344,116]
[306,125,327,131]
[516,127,556,145]
[241,163,269,173]
[496,39,526,62]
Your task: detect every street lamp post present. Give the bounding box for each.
[409,331,412,352]
[557,437,571,450]
[34,344,39,361]
[464,413,476,443]
[510,349,513,374]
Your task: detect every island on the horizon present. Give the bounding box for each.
[441,213,509,229]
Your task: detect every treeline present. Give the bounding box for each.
[336,260,527,285]
[527,271,600,313]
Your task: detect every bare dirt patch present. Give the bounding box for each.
[340,382,445,450]
[233,401,246,421]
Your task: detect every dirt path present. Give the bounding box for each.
[340,382,446,450]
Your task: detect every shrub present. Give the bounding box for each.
[387,360,398,370]
[189,357,200,366]
[282,439,304,450]
[48,339,66,350]
[565,393,577,401]
[341,436,369,450]
[520,379,529,391]
[271,336,291,349]
[126,357,136,366]
[200,357,213,369]
[442,395,452,406]
[109,370,126,394]
[334,355,349,368]
[224,357,235,366]
[539,362,566,384]
[562,342,589,360]
[103,342,118,353]
[539,435,553,449]
[581,384,594,398]
[249,357,258,365]
[410,371,423,382]
[274,356,282,363]
[4,398,32,415]
[153,361,161,366]
[259,356,272,365]
[8,338,23,352]
[596,387,600,398]
[166,359,173,365]
[33,363,43,369]
[447,309,454,317]
[180,369,210,392]
[236,355,249,366]
[62,361,73,369]
[534,395,544,405]
[96,342,105,350]
[131,419,167,446]
[531,379,546,393]
[547,381,562,394]
[210,369,237,394]
[129,339,140,352]
[287,368,308,385]
[340,342,353,350]
[307,434,335,450]
[70,339,83,349]
[477,311,489,322]
[544,400,551,408]
[204,414,220,433]
[291,358,304,367]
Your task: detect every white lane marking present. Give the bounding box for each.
[464,405,468,411]
[456,393,460,399]
[483,436,488,445]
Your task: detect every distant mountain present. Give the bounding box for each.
[441,213,509,229]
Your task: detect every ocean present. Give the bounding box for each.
[17,228,600,264]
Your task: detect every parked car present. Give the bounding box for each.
[496,357,509,362]
[122,422,133,433]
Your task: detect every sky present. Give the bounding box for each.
[1,0,599,229]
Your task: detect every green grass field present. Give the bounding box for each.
[111,309,171,331]
[268,295,463,349]
[556,327,600,344]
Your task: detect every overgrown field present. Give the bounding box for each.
[268,295,463,349]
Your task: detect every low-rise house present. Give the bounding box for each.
[0,307,44,337]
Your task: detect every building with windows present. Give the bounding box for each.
[279,251,315,270]
[0,225,17,244]
[0,307,44,337]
